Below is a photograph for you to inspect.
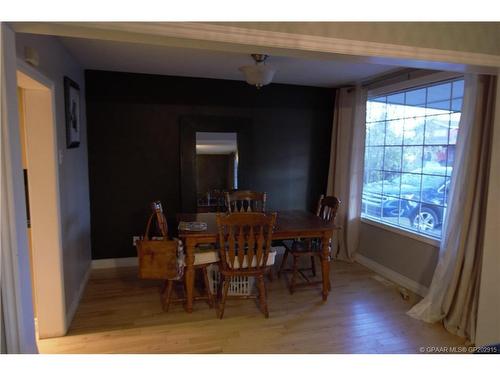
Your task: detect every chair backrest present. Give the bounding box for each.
[316,195,341,222]
[225,190,267,212]
[208,189,227,212]
[147,201,168,238]
[216,212,277,271]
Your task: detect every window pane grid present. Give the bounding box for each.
[366,170,451,178]
[369,193,446,207]
[366,110,462,125]
[362,77,463,240]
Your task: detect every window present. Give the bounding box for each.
[361,77,464,240]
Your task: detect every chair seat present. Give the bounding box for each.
[227,247,277,269]
[194,248,220,266]
[193,246,278,268]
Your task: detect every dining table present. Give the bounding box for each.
[177,210,341,313]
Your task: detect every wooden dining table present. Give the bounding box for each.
[177,210,341,313]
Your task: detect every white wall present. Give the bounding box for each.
[15,33,92,328]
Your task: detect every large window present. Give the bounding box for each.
[361,77,464,240]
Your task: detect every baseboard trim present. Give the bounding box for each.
[91,257,138,269]
[355,253,429,297]
[65,263,91,331]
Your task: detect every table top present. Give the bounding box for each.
[177,210,340,239]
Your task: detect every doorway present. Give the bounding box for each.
[16,68,66,339]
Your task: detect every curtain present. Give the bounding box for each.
[327,86,367,261]
[407,75,497,343]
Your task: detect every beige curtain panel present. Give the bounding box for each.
[327,86,367,261]
[407,75,497,343]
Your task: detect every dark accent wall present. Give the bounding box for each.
[86,70,334,259]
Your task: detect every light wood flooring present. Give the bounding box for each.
[37,259,466,354]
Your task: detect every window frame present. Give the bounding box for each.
[362,71,464,245]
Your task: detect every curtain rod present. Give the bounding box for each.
[361,68,440,89]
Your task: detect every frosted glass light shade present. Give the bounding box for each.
[239,64,276,88]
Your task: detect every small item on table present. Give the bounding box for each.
[178,221,208,231]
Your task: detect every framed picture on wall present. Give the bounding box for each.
[64,76,81,148]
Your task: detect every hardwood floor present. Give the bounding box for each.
[37,258,466,354]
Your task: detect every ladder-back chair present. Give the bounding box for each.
[141,201,217,312]
[216,212,277,318]
[278,195,340,294]
[225,190,267,213]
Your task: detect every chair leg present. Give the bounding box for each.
[182,272,188,300]
[268,268,274,282]
[160,280,168,294]
[162,280,174,312]
[217,274,223,301]
[218,278,231,319]
[215,274,224,318]
[257,275,269,318]
[328,263,332,291]
[278,248,290,278]
[201,266,214,308]
[311,256,316,277]
[290,255,299,294]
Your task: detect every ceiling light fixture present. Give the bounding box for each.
[239,54,276,89]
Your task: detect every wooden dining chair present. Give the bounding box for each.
[143,202,217,312]
[215,212,277,318]
[225,190,267,213]
[146,201,169,237]
[209,189,227,212]
[277,195,341,294]
[197,189,227,213]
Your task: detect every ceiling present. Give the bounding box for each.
[59,36,398,88]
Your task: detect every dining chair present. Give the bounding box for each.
[225,190,267,213]
[197,189,227,213]
[209,189,227,212]
[225,190,276,281]
[277,195,341,294]
[149,201,169,237]
[143,201,218,312]
[215,211,277,318]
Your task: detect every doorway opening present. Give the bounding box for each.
[16,68,66,339]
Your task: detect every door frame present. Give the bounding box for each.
[1,22,67,351]
[1,23,38,353]
[16,58,67,339]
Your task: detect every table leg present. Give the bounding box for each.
[184,237,196,313]
[321,232,331,301]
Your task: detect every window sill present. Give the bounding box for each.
[360,217,441,248]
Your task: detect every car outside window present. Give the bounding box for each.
[361,78,464,240]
